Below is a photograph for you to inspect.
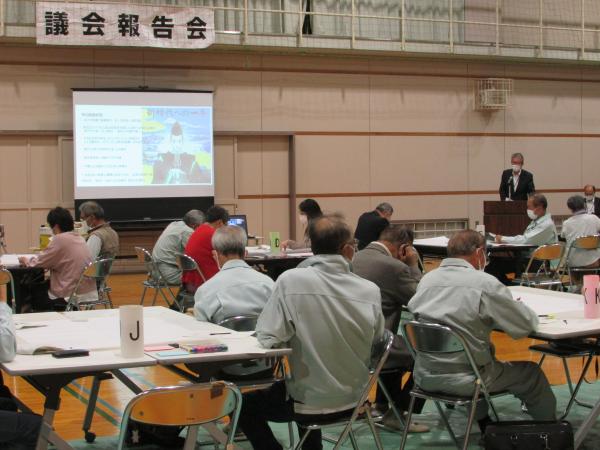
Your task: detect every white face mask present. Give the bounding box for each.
[511,164,521,173]
[527,209,538,220]
[586,195,595,202]
[477,248,487,271]
[299,214,308,226]
[80,221,90,234]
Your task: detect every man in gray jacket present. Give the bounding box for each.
[353,225,428,432]
[408,230,556,431]
[237,215,385,450]
[151,209,204,284]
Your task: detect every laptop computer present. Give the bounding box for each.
[228,214,248,235]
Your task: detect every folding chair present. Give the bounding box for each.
[216,315,294,448]
[175,253,207,312]
[563,235,600,291]
[65,258,114,311]
[513,243,565,290]
[400,320,508,450]
[528,340,598,418]
[293,329,395,450]
[0,268,16,313]
[134,246,178,308]
[116,382,243,450]
[217,315,286,385]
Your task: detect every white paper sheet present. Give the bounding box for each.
[0,254,37,268]
[413,236,450,247]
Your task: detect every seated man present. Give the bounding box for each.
[491,193,558,284]
[583,184,600,219]
[183,206,229,293]
[194,225,274,324]
[561,195,600,281]
[19,207,97,311]
[238,215,384,450]
[408,230,556,431]
[354,202,393,250]
[495,193,557,246]
[353,225,428,433]
[0,289,42,450]
[152,210,205,285]
[78,201,119,260]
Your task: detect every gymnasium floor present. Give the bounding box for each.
[6,273,600,448]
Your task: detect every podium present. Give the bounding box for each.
[483,201,529,236]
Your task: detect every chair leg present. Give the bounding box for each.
[139,285,148,306]
[561,353,595,419]
[434,401,461,449]
[400,395,416,450]
[105,290,114,309]
[152,287,162,307]
[183,425,199,450]
[365,408,384,450]
[462,383,481,450]
[348,430,359,450]
[159,287,174,308]
[378,377,405,426]
[287,421,295,449]
[294,427,310,450]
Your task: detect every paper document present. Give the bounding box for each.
[414,236,450,247]
[0,254,37,267]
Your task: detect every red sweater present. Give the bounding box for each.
[182,223,219,291]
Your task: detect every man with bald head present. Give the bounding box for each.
[238,215,385,450]
[409,230,556,432]
[583,185,600,219]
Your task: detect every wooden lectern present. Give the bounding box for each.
[483,201,529,236]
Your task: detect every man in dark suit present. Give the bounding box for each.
[584,185,600,219]
[353,225,428,433]
[499,152,535,201]
[354,202,393,250]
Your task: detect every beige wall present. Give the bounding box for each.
[0,45,599,250]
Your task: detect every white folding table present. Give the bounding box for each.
[509,286,600,448]
[2,306,290,450]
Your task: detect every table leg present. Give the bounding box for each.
[111,369,143,394]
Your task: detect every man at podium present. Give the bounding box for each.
[499,153,535,201]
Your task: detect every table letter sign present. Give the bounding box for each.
[120,305,144,358]
[583,275,600,319]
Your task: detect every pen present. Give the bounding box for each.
[209,332,232,335]
[563,320,568,325]
[537,314,555,318]
[515,297,522,302]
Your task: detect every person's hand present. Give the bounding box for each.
[280,240,291,251]
[18,256,29,266]
[399,244,419,267]
[495,235,503,243]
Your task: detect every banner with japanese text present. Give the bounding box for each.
[36,1,214,49]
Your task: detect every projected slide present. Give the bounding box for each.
[74,91,214,200]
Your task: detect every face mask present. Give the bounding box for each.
[299,214,308,226]
[527,209,537,220]
[586,195,595,202]
[511,164,521,173]
[476,248,487,271]
[80,221,90,234]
